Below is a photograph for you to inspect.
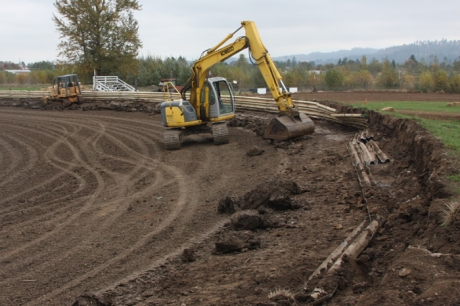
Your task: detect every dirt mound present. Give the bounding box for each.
[228,112,269,137]
[218,177,304,213]
[241,177,304,210]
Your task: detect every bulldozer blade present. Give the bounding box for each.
[264,113,315,140]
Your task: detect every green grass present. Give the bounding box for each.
[416,118,460,152]
[0,85,45,91]
[352,101,460,114]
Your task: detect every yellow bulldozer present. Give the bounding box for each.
[43,74,82,106]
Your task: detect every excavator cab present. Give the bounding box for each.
[160,77,235,128]
[159,77,236,150]
[200,77,235,120]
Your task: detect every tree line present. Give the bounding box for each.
[2,54,460,93]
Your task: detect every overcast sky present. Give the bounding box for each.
[1,0,459,64]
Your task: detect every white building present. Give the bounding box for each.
[5,70,31,74]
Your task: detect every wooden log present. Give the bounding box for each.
[368,140,390,163]
[347,142,371,186]
[366,143,378,164]
[351,133,359,145]
[335,220,378,260]
[331,113,363,118]
[358,141,378,165]
[309,220,379,302]
[360,130,368,142]
[308,220,366,281]
[347,142,362,167]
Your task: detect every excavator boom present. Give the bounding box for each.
[239,21,315,139]
[186,20,314,140]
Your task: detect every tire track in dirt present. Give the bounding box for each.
[0,118,106,262]
[0,115,140,251]
[0,127,94,243]
[0,124,88,212]
[24,164,195,306]
[0,114,162,219]
[22,118,203,305]
[0,122,97,242]
[0,109,218,305]
[0,137,24,186]
[0,109,278,305]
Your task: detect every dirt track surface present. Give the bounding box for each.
[1,91,460,306]
[0,108,282,305]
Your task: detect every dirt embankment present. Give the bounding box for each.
[0,92,459,305]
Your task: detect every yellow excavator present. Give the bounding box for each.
[160,20,315,150]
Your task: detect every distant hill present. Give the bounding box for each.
[273,40,460,65]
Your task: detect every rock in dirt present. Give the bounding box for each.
[246,145,265,157]
[215,230,260,254]
[181,248,196,262]
[399,267,412,277]
[217,195,239,214]
[71,294,106,306]
[241,177,304,210]
[230,210,266,231]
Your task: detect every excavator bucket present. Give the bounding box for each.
[264,112,315,140]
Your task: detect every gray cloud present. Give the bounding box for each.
[1,0,459,63]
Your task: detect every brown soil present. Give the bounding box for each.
[1,91,460,306]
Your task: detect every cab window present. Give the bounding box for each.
[200,83,216,105]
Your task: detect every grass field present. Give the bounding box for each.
[352,101,460,151]
[352,101,460,114]
[0,85,45,91]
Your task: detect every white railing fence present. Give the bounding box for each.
[93,76,136,92]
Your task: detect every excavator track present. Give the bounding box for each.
[164,129,181,150]
[211,122,229,145]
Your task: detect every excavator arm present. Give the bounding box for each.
[186,34,249,119]
[241,21,295,114]
[186,21,298,116]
